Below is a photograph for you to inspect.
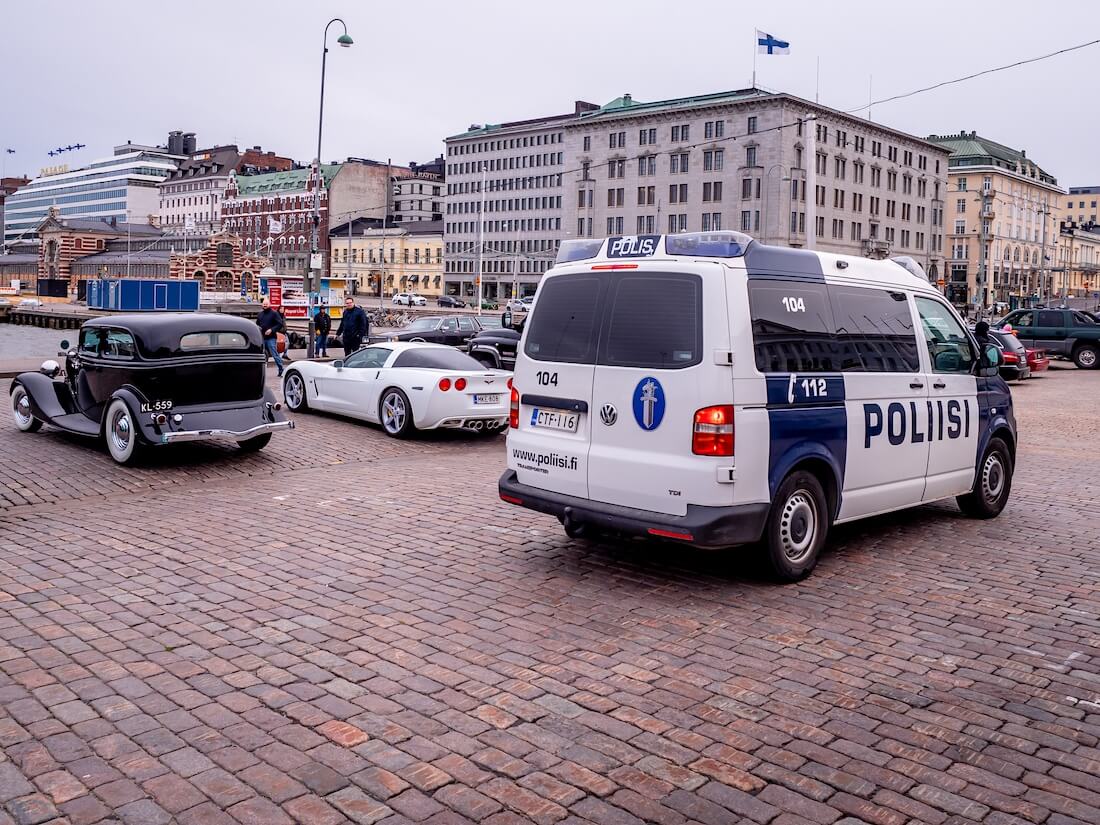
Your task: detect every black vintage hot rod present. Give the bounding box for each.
[9,313,293,464]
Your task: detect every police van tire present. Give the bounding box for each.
[1072,344,1098,369]
[763,471,829,582]
[957,437,1013,519]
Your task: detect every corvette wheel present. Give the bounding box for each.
[11,384,42,433]
[380,388,415,439]
[283,372,308,411]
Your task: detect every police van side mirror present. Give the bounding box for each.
[979,343,1002,377]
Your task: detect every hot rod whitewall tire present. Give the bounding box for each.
[104,399,141,465]
[11,384,43,433]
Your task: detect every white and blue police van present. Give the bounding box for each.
[498,232,1016,581]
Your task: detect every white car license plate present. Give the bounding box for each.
[531,408,579,433]
[473,393,501,405]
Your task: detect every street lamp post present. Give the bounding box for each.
[307,18,353,358]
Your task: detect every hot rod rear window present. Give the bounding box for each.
[180,332,249,350]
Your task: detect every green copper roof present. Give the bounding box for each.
[235,164,341,195]
[582,88,767,119]
[926,132,1058,185]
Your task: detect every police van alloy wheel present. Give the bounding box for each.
[283,372,308,411]
[1073,345,1098,369]
[237,433,272,452]
[763,471,829,582]
[380,388,415,438]
[104,399,140,465]
[11,385,42,433]
[957,437,1013,519]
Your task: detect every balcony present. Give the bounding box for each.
[862,238,891,258]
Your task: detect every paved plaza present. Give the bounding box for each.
[1,367,1098,825]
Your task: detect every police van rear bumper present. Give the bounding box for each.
[498,471,770,548]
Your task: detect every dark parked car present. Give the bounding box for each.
[987,328,1030,381]
[996,308,1100,369]
[9,314,293,464]
[387,315,483,346]
[437,295,467,308]
[467,326,521,370]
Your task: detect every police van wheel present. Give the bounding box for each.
[957,437,1013,519]
[763,471,829,582]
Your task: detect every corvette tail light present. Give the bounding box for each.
[438,378,452,391]
[455,378,467,391]
[509,386,520,429]
[693,405,734,456]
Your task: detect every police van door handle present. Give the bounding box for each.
[909,381,924,389]
[933,381,947,389]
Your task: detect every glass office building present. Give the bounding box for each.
[2,146,180,248]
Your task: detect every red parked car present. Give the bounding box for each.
[1026,348,1050,374]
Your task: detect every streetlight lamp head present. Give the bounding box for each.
[337,33,353,47]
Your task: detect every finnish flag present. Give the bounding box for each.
[757,30,790,55]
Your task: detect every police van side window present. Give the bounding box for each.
[748,280,838,373]
[524,275,601,364]
[601,274,701,369]
[830,287,920,372]
[915,297,974,374]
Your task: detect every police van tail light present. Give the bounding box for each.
[693,405,734,456]
[509,386,520,429]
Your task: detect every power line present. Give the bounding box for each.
[844,38,1100,113]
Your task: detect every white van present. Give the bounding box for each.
[499,232,1016,581]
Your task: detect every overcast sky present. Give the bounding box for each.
[4,0,1099,186]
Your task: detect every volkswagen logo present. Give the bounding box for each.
[599,404,618,426]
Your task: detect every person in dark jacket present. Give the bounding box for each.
[313,306,332,357]
[335,297,368,355]
[257,298,285,377]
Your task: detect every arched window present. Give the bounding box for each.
[214,271,233,291]
[1013,247,1020,262]
[1031,249,1038,265]
[1003,246,1010,261]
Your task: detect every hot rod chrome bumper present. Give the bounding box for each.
[158,420,294,444]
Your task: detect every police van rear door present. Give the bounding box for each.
[588,261,733,516]
[512,269,601,499]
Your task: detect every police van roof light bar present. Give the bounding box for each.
[556,239,604,263]
[665,231,753,258]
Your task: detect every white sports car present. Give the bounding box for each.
[281,342,511,438]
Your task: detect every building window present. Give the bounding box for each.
[956,198,966,214]
[671,124,690,142]
[745,146,757,167]
[670,153,690,174]
[703,149,724,172]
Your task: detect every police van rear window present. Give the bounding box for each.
[602,274,701,369]
[524,275,601,364]
[748,280,921,373]
[525,272,702,368]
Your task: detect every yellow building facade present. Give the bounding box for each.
[928,132,1063,311]
[329,220,444,299]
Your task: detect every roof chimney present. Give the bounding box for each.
[183,133,197,155]
[623,93,631,103]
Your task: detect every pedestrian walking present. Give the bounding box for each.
[335,296,369,356]
[313,306,331,357]
[257,298,285,377]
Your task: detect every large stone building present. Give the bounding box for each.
[1,176,31,250]
[3,136,185,249]
[1056,222,1100,301]
[158,141,293,235]
[443,101,598,299]
[329,218,444,298]
[443,90,950,300]
[926,132,1064,310]
[221,158,409,279]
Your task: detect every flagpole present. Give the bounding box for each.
[752,31,758,88]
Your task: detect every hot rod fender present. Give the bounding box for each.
[10,372,78,421]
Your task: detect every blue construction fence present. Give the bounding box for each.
[86,279,199,312]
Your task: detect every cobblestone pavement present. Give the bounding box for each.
[1,366,1099,825]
